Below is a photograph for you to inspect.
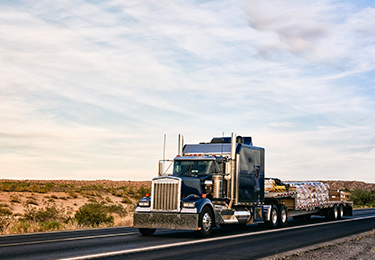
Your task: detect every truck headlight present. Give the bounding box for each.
[138,201,150,207]
[182,202,196,208]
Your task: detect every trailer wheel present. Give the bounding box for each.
[199,207,213,237]
[326,205,338,221]
[139,228,156,236]
[332,204,338,220]
[338,204,344,220]
[277,205,288,228]
[266,205,279,228]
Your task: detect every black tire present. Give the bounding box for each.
[326,205,338,221]
[266,205,278,228]
[277,205,288,228]
[199,207,213,237]
[338,204,344,220]
[139,228,156,236]
[324,209,331,220]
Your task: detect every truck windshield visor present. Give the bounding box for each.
[173,160,213,177]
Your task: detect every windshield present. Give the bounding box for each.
[173,160,214,177]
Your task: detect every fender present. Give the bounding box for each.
[195,198,214,214]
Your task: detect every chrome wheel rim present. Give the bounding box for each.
[272,209,278,225]
[202,213,212,232]
[281,209,287,223]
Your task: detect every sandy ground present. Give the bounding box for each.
[259,230,375,260]
[0,191,128,215]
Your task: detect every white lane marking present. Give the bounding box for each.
[59,215,375,260]
[0,232,138,247]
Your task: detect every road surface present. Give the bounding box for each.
[1,208,374,260]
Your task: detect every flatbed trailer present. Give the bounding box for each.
[133,133,353,237]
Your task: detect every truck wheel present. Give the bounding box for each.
[139,228,156,236]
[266,205,279,228]
[338,204,344,220]
[277,205,288,228]
[199,207,213,237]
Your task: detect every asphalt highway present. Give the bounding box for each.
[1,208,374,260]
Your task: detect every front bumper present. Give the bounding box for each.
[133,212,199,230]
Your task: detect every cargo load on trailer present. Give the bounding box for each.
[133,133,353,237]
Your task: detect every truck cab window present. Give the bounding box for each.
[173,160,214,177]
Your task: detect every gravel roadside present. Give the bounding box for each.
[259,230,375,260]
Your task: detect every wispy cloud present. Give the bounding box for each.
[0,0,374,182]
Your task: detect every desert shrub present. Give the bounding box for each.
[127,186,135,196]
[10,196,21,203]
[134,185,151,200]
[351,189,375,207]
[88,198,97,203]
[75,202,114,227]
[66,190,78,198]
[105,196,113,203]
[0,181,55,193]
[95,184,104,190]
[121,197,132,204]
[0,204,13,234]
[39,221,62,231]
[51,195,58,199]
[0,204,13,216]
[12,220,31,233]
[23,203,68,223]
[25,199,38,206]
[106,203,127,217]
[0,216,13,233]
[82,191,96,198]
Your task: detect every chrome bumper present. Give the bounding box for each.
[133,212,199,230]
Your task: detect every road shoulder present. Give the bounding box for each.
[259,230,375,260]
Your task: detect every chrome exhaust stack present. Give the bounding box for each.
[178,134,184,156]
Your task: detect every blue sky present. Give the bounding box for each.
[1,0,375,182]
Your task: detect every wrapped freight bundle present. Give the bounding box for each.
[285,182,330,207]
[286,183,312,207]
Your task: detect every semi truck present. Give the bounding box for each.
[133,133,353,237]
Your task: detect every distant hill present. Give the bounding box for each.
[1,179,373,191]
[303,180,375,192]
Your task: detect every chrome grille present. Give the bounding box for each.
[151,177,181,212]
